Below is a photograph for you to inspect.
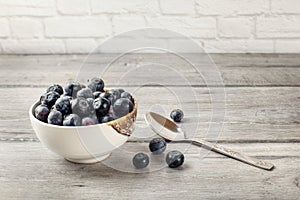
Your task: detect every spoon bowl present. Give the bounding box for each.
[144,112,185,141]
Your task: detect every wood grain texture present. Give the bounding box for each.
[0,142,299,200]
[0,54,299,200]
[0,54,299,87]
[0,87,298,142]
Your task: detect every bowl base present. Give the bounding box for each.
[65,153,111,164]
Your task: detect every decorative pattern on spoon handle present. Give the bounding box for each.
[191,139,274,170]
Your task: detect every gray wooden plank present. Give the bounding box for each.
[0,54,299,87]
[211,53,300,67]
[0,87,299,142]
[0,54,299,200]
[0,141,299,200]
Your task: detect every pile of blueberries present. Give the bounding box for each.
[34,77,134,126]
[133,109,185,169]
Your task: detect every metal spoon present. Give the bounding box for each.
[144,112,274,171]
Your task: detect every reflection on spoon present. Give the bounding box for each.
[144,112,274,171]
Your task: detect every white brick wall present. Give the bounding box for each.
[0,19,9,38]
[160,0,195,15]
[57,0,90,15]
[256,16,300,38]
[218,17,253,38]
[10,18,43,39]
[0,0,300,54]
[45,17,111,37]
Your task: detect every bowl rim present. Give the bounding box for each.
[29,97,137,130]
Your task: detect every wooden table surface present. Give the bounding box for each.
[0,54,299,199]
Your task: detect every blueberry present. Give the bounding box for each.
[61,93,73,99]
[77,88,93,99]
[86,98,94,105]
[93,91,102,99]
[40,91,60,109]
[71,97,95,118]
[99,92,111,99]
[166,150,184,168]
[170,109,184,122]
[149,138,167,154]
[100,92,115,105]
[89,114,99,124]
[34,105,50,122]
[121,92,133,102]
[113,98,133,118]
[54,96,71,116]
[100,115,114,123]
[88,77,105,92]
[47,110,63,126]
[117,89,125,94]
[132,153,149,169]
[108,89,121,100]
[108,105,113,115]
[82,117,97,126]
[120,92,133,102]
[93,97,111,118]
[46,84,64,95]
[64,82,82,97]
[63,114,81,126]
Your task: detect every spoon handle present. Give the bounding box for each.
[191,139,274,170]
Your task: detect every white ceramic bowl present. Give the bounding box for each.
[29,99,137,164]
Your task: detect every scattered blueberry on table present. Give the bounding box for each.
[166,150,185,168]
[34,77,135,126]
[134,137,185,169]
[149,138,167,154]
[132,153,149,169]
[170,109,184,122]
